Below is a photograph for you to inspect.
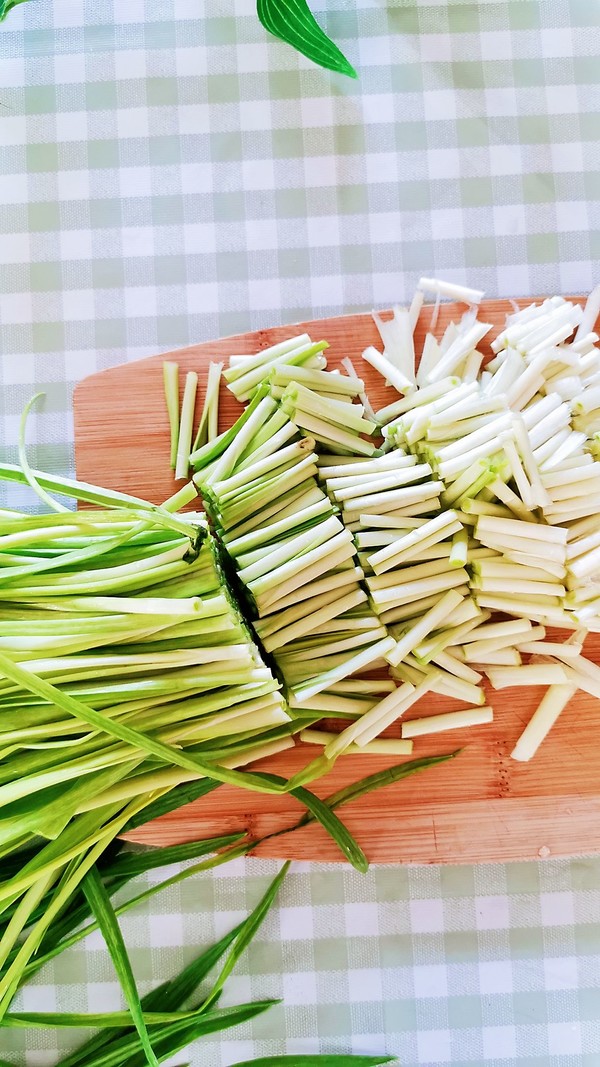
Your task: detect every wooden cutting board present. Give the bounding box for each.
[73,296,600,865]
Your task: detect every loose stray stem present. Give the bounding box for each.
[163,361,180,470]
[19,394,69,514]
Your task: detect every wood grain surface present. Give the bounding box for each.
[73,295,600,865]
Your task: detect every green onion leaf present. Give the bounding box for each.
[0,0,31,22]
[57,1001,278,1067]
[19,394,69,514]
[19,844,253,983]
[81,865,159,1067]
[1,1009,199,1029]
[290,785,368,872]
[120,779,222,832]
[321,752,461,814]
[202,862,289,1010]
[104,833,245,880]
[231,1058,397,1066]
[257,0,356,79]
[253,770,368,871]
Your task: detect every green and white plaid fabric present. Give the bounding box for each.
[2,0,600,1063]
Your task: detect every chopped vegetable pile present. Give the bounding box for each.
[171,278,600,768]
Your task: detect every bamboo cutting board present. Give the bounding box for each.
[73,296,600,865]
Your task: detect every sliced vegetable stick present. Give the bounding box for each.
[467,648,522,666]
[362,345,414,395]
[351,672,441,748]
[402,706,493,738]
[163,361,179,470]
[485,663,571,689]
[175,371,198,481]
[418,276,485,305]
[517,641,583,658]
[429,650,483,685]
[475,515,567,545]
[368,510,460,574]
[511,684,577,761]
[300,729,413,756]
[387,589,465,667]
[323,680,417,756]
[379,587,471,625]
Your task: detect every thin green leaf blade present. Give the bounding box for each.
[291,785,368,872]
[120,779,222,832]
[21,843,252,984]
[0,813,137,1013]
[202,863,289,1011]
[231,1057,397,1066]
[106,833,245,879]
[56,1001,277,1067]
[19,394,69,514]
[257,0,356,78]
[323,752,461,814]
[256,771,368,872]
[82,866,159,1067]
[120,1001,278,1067]
[0,0,31,21]
[1,1010,199,1029]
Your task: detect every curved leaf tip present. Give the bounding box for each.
[257,0,357,78]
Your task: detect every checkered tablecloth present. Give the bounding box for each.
[2,1,600,1063]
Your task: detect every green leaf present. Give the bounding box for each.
[19,394,70,514]
[0,808,139,1012]
[2,876,130,978]
[82,866,159,1067]
[231,1058,397,1066]
[105,833,245,880]
[1,1010,199,1029]
[120,779,222,832]
[285,754,334,790]
[0,0,31,22]
[321,752,461,815]
[257,0,356,78]
[20,842,252,983]
[8,833,244,974]
[57,1001,277,1067]
[121,1001,279,1067]
[291,785,368,872]
[202,862,289,1011]
[142,925,242,1012]
[254,771,368,872]
[1,804,128,909]
[254,755,461,865]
